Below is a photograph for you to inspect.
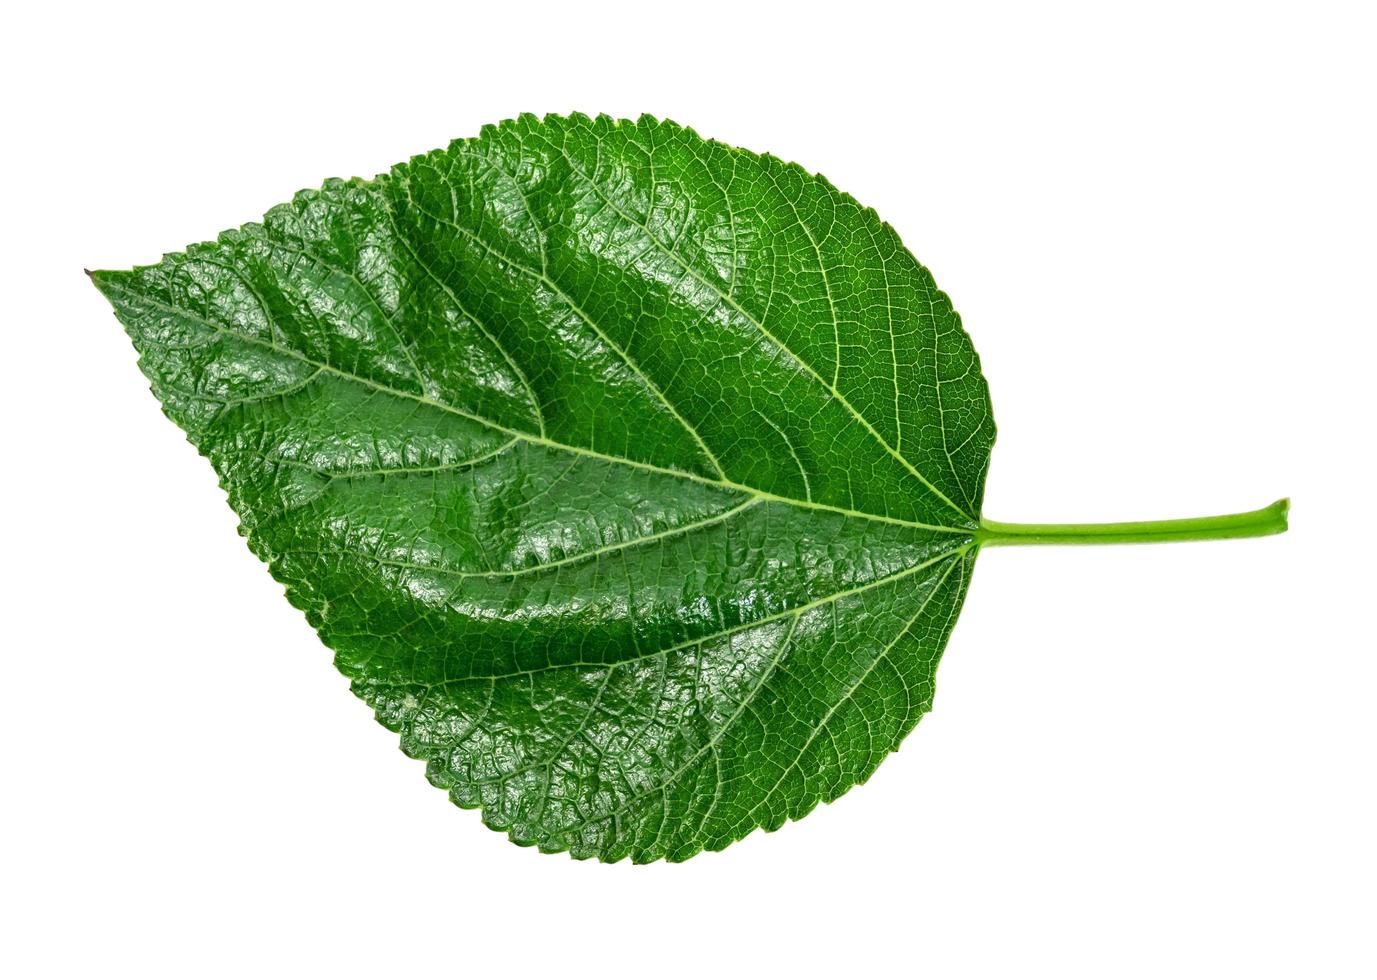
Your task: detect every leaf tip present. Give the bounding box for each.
[86,267,119,294]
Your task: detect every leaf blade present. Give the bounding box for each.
[93,113,995,861]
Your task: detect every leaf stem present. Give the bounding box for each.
[976,498,1289,547]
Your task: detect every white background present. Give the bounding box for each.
[3,2,1373,977]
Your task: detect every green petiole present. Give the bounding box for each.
[976,498,1289,547]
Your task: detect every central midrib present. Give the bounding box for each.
[101,279,975,537]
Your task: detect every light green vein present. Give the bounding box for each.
[399,183,729,483]
[280,497,764,581]
[521,132,976,524]
[541,544,972,839]
[98,278,970,536]
[751,555,961,811]
[437,542,972,683]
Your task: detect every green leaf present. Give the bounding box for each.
[92,112,1284,862]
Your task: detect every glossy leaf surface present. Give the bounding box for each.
[93,114,994,861]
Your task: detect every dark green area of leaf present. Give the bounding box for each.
[93,113,994,861]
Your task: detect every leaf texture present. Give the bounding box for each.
[93,113,995,861]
